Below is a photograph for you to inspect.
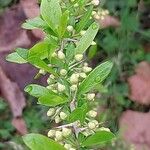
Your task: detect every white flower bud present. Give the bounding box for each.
[104,10,109,15]
[58,83,65,92]
[100,16,105,20]
[91,0,99,6]
[47,108,55,117]
[88,122,96,130]
[50,74,55,79]
[55,115,61,123]
[46,85,52,90]
[74,3,79,7]
[60,112,67,120]
[83,62,88,67]
[64,143,72,149]
[39,69,46,75]
[70,84,77,92]
[74,54,83,61]
[92,120,99,126]
[80,30,86,36]
[91,41,96,45]
[87,110,97,118]
[92,11,97,16]
[47,130,56,137]
[67,25,74,32]
[70,74,79,84]
[79,73,87,78]
[58,51,65,60]
[83,66,92,73]
[94,13,100,20]
[52,90,58,93]
[52,52,57,57]
[69,148,76,150]
[87,93,95,101]
[60,69,67,76]
[55,131,63,141]
[62,128,72,137]
[100,127,110,132]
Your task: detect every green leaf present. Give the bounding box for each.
[41,0,62,30]
[24,84,49,98]
[16,48,28,60]
[58,10,69,38]
[22,17,48,30]
[27,42,57,76]
[39,93,68,107]
[23,134,66,150]
[28,42,50,59]
[78,61,113,95]
[6,52,27,64]
[25,84,68,106]
[75,6,93,32]
[66,43,75,62]
[69,104,88,123]
[82,131,115,147]
[88,45,97,59]
[75,22,99,54]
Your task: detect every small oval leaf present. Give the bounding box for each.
[78,61,113,95]
[23,134,66,150]
[82,131,115,147]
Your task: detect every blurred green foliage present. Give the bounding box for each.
[89,0,150,135]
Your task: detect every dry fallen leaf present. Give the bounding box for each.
[12,117,28,135]
[128,61,150,105]
[99,15,120,28]
[120,110,150,150]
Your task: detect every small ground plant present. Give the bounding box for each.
[6,0,115,149]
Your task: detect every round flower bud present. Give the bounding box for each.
[87,110,97,118]
[91,0,100,6]
[46,85,52,90]
[47,108,55,117]
[39,69,46,75]
[83,66,92,73]
[91,41,96,45]
[50,74,55,79]
[55,131,63,141]
[58,83,65,92]
[67,25,74,32]
[70,84,77,92]
[60,112,67,120]
[87,93,95,101]
[58,51,65,60]
[62,128,72,137]
[83,62,88,67]
[55,115,61,123]
[88,122,96,130]
[104,10,109,15]
[52,52,57,57]
[80,30,86,36]
[100,127,110,132]
[70,74,79,84]
[52,90,58,93]
[69,148,76,150]
[47,130,56,137]
[64,143,72,149]
[92,120,99,126]
[92,11,96,16]
[75,54,83,61]
[74,3,79,7]
[100,16,105,20]
[79,73,87,78]
[60,69,67,76]
[94,13,100,20]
